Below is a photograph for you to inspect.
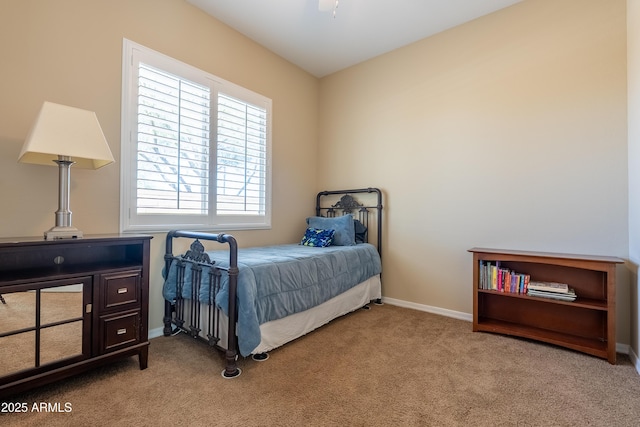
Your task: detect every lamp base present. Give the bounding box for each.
[44,226,83,240]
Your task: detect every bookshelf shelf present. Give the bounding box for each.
[469,248,623,364]
[476,318,608,359]
[477,289,608,311]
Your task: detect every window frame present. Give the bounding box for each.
[120,39,272,233]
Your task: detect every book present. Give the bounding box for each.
[491,265,497,290]
[527,281,570,294]
[527,288,577,302]
[478,261,530,294]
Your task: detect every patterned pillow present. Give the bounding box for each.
[300,227,335,247]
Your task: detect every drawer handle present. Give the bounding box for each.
[117,328,127,335]
[117,288,128,294]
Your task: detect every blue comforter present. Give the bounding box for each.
[163,243,381,356]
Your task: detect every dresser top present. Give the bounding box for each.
[0,234,152,247]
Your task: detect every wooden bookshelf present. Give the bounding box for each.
[469,248,623,364]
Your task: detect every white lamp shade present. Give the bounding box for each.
[19,101,115,169]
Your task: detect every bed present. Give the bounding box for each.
[162,188,383,378]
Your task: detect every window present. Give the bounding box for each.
[120,39,272,232]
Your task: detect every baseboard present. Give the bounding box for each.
[629,346,640,376]
[149,327,164,339]
[616,342,630,356]
[381,296,472,322]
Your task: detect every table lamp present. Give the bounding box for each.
[18,101,115,240]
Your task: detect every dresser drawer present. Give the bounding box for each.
[99,311,140,353]
[100,270,141,311]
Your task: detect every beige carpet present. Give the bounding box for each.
[2,304,639,426]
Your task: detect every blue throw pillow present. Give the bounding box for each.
[306,214,355,246]
[300,227,335,247]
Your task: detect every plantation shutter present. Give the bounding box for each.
[216,93,267,216]
[136,63,211,215]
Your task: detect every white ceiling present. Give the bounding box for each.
[187,0,523,78]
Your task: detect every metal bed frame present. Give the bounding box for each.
[162,188,383,378]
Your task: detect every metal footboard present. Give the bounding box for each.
[163,230,240,378]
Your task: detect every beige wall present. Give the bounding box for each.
[0,0,319,331]
[628,0,640,361]
[319,0,631,343]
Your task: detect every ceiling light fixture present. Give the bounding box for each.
[319,0,339,18]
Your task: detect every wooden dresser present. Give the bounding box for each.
[0,234,151,398]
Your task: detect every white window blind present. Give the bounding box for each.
[137,63,211,215]
[121,39,272,232]
[217,93,267,216]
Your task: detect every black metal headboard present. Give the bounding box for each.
[315,188,383,259]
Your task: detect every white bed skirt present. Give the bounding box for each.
[189,274,381,356]
[254,274,381,354]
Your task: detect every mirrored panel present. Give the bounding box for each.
[40,321,83,365]
[41,283,84,325]
[0,283,85,380]
[0,332,35,377]
[0,291,36,335]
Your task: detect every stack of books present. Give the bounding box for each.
[527,281,577,301]
[478,261,530,294]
